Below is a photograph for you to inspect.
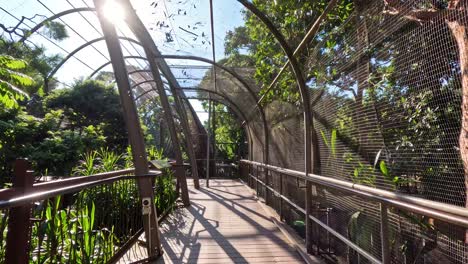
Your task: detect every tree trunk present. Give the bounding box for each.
[447,17,468,243]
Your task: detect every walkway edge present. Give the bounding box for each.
[238,179,324,264]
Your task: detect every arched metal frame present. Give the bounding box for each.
[90,56,148,78]
[21,0,320,256]
[20,3,269,174]
[19,7,96,43]
[47,36,143,80]
[182,94,253,165]
[51,36,268,163]
[93,0,162,255]
[153,55,269,168]
[237,0,316,254]
[13,0,308,188]
[89,53,270,173]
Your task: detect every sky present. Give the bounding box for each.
[0,0,246,122]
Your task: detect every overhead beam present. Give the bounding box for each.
[20,7,95,43]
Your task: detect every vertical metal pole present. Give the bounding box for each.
[172,92,200,189]
[118,0,191,206]
[380,203,390,264]
[206,98,211,187]
[5,159,33,264]
[211,101,216,178]
[159,119,164,148]
[94,0,161,255]
[144,50,190,206]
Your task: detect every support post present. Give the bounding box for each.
[206,98,212,187]
[380,203,390,264]
[94,0,161,255]
[211,101,217,179]
[144,49,190,206]
[172,92,200,189]
[279,172,284,221]
[5,159,34,264]
[117,0,191,206]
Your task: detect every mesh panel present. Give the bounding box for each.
[252,1,468,263]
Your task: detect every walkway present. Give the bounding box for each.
[156,179,305,264]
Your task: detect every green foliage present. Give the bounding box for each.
[320,128,337,158]
[0,55,32,108]
[147,145,165,160]
[0,38,63,94]
[28,196,116,263]
[223,0,353,103]
[73,148,123,176]
[42,21,68,41]
[45,80,127,149]
[202,103,245,161]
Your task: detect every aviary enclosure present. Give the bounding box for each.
[0,0,468,263]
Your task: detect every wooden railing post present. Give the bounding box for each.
[5,159,34,264]
[279,172,284,221]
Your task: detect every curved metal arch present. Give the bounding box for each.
[181,90,254,154]
[92,55,264,117]
[237,0,316,253]
[139,55,270,168]
[155,55,260,102]
[20,7,96,43]
[90,56,149,78]
[181,94,254,162]
[131,79,158,90]
[174,87,249,123]
[235,0,312,165]
[91,56,269,157]
[47,36,143,80]
[132,82,248,122]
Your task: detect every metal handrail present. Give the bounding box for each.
[241,159,468,228]
[0,172,162,209]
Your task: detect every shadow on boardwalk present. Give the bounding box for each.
[155,179,305,264]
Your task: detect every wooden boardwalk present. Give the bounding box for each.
[155,179,305,264]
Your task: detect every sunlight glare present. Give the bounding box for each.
[102,0,127,26]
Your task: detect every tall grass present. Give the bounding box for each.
[0,146,178,262]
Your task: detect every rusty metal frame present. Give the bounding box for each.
[93,0,161,256]
[117,0,192,203]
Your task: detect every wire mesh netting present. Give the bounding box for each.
[245,0,468,263]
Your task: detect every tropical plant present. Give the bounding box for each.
[0,55,32,108]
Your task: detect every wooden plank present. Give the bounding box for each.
[155,179,308,263]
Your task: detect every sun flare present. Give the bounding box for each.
[101,1,127,26]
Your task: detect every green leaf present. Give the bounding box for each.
[379,160,389,177]
[320,130,329,148]
[331,129,337,157]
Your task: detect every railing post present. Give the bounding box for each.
[279,172,284,221]
[5,159,34,264]
[265,168,270,205]
[255,165,259,196]
[306,180,313,254]
[380,203,390,264]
